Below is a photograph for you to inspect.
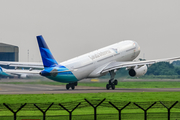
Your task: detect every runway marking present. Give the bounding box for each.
[91,79,99,82]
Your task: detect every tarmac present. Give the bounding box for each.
[0,81,180,94]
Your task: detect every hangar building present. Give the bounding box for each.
[0,43,19,61]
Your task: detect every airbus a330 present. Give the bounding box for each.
[0,35,179,90]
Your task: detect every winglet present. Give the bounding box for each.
[36,35,58,68]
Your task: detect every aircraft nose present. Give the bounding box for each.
[134,41,140,51]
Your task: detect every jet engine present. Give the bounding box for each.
[20,74,28,78]
[128,65,147,77]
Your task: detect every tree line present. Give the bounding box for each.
[146,61,180,75]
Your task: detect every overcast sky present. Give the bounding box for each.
[0,0,180,62]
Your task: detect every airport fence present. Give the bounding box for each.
[0,99,180,120]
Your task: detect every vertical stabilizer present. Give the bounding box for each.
[0,66,3,73]
[36,35,58,68]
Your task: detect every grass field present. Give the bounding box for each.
[1,80,180,119]
[0,92,180,103]
[0,92,180,120]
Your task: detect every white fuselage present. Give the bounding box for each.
[60,40,140,81]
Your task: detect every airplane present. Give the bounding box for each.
[0,35,179,90]
[0,66,41,79]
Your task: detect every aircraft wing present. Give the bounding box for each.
[5,70,41,75]
[101,56,180,73]
[0,61,44,69]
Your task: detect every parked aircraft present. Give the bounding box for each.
[0,35,179,90]
[0,67,41,78]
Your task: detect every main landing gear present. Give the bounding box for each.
[106,70,118,90]
[66,82,78,90]
[106,79,118,90]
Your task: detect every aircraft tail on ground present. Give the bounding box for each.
[36,35,58,68]
[0,66,3,73]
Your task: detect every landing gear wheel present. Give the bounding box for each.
[66,84,70,90]
[74,82,78,86]
[109,79,112,85]
[111,84,115,90]
[107,77,118,90]
[114,79,118,85]
[106,84,110,90]
[71,86,75,90]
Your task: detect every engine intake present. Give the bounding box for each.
[129,65,147,77]
[20,74,28,78]
[129,69,136,76]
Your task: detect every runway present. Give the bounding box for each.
[0,84,180,94]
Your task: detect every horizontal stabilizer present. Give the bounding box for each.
[50,69,78,73]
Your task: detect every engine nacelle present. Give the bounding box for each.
[20,74,28,78]
[129,65,147,77]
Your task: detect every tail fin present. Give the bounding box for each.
[36,35,58,68]
[0,66,5,73]
[0,66,3,73]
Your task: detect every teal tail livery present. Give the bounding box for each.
[0,67,10,77]
[36,35,78,89]
[0,67,11,77]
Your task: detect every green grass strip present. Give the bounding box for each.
[0,92,180,103]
